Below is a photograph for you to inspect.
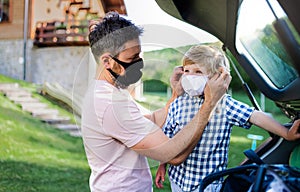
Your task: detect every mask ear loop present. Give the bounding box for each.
[107,68,128,89]
[105,56,126,88]
[109,55,129,68]
[110,55,143,69]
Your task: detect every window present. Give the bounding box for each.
[236,0,299,88]
[0,0,10,23]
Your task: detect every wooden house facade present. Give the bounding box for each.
[0,0,127,100]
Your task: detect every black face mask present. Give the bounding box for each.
[108,56,144,88]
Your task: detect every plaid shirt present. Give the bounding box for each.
[163,93,254,192]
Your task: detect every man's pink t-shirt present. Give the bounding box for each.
[81,80,159,192]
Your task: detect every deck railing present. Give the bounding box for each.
[33,19,89,47]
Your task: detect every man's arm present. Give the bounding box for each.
[132,69,231,164]
[249,111,300,141]
[132,99,215,164]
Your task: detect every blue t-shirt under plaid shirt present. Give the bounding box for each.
[163,93,255,192]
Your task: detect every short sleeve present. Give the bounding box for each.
[162,98,180,138]
[102,99,159,148]
[226,95,255,129]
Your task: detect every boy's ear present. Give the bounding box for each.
[100,53,111,69]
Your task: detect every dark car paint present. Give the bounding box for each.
[155,0,300,166]
[155,0,300,115]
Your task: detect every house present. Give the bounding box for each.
[0,0,130,109]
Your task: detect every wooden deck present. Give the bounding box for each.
[33,20,89,47]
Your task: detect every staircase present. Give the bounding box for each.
[0,83,81,137]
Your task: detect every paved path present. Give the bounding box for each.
[0,83,81,137]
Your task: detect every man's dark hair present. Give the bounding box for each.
[89,12,143,62]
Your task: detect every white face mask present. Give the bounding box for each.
[181,75,208,96]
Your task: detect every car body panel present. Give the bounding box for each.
[155,0,300,168]
[155,0,300,119]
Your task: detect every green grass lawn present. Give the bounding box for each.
[0,75,90,192]
[0,108,90,192]
[0,74,290,192]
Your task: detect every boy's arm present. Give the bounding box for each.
[155,163,167,188]
[249,110,300,140]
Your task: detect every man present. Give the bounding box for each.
[81,12,231,192]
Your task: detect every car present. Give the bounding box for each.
[155,0,300,191]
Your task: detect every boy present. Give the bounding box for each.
[155,45,300,192]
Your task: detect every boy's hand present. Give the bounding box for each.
[287,119,300,140]
[155,164,167,188]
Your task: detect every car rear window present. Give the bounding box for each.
[235,0,299,89]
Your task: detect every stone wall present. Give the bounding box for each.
[29,45,94,98]
[0,39,26,80]
[0,39,96,98]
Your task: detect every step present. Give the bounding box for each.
[21,102,48,112]
[55,124,80,131]
[41,116,70,124]
[31,109,59,118]
[8,96,40,104]
[4,90,31,97]
[69,130,82,137]
[0,83,19,92]
[70,1,83,6]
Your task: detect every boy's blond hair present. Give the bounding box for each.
[182,45,230,77]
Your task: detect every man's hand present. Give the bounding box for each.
[170,66,184,96]
[204,67,231,105]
